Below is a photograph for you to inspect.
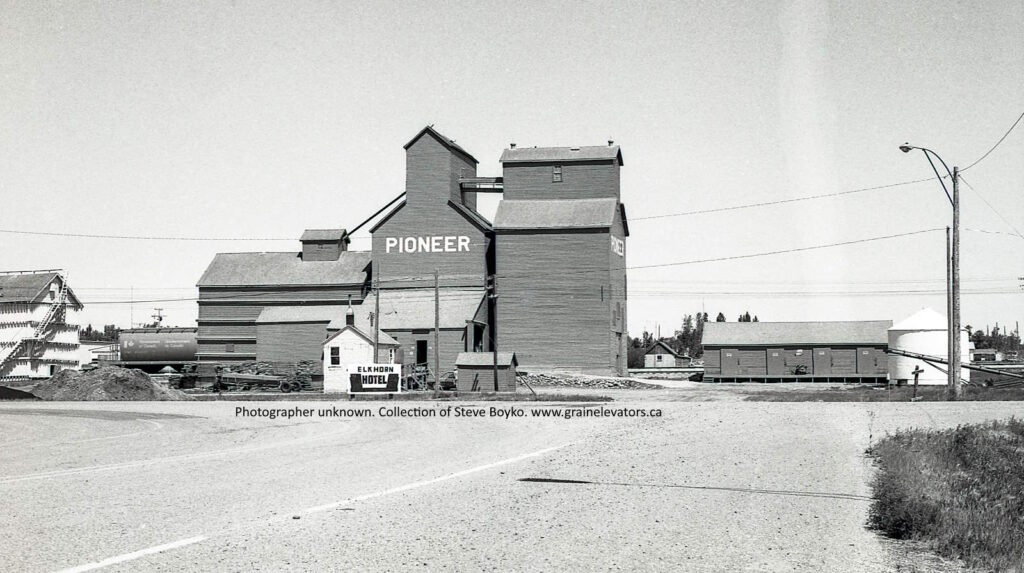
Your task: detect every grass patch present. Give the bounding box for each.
[744,383,1024,402]
[867,418,1024,571]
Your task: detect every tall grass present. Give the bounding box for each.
[868,418,1024,571]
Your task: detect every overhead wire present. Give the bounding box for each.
[75,228,948,304]
[959,176,1024,241]
[961,110,1024,172]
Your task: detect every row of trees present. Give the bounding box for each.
[967,324,1023,356]
[80,324,118,342]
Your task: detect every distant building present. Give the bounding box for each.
[0,270,83,380]
[643,341,685,368]
[702,320,891,382]
[970,348,1001,362]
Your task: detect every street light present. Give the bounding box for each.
[899,143,962,400]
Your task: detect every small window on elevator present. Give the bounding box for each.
[552,165,562,183]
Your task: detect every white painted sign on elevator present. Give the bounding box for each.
[385,236,471,254]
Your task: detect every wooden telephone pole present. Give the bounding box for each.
[488,274,498,392]
[434,269,440,396]
[373,271,380,363]
[951,166,962,400]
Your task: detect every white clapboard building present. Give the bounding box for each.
[0,270,84,380]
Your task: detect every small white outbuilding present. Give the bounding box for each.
[322,324,399,394]
[887,307,969,385]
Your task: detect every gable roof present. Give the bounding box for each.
[456,352,518,367]
[500,145,623,165]
[494,198,618,230]
[197,251,371,287]
[448,200,493,232]
[301,229,347,242]
[256,306,345,324]
[323,324,399,347]
[701,321,892,347]
[344,288,486,330]
[404,125,478,164]
[644,340,681,357]
[0,272,83,308]
[370,200,493,235]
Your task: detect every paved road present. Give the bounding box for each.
[1,397,1017,572]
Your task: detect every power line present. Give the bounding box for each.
[628,178,934,221]
[962,110,1024,172]
[74,228,945,305]
[959,176,1024,241]
[623,228,943,273]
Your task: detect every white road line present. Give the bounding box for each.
[64,419,164,445]
[304,442,572,513]
[52,442,571,572]
[55,536,208,573]
[0,427,352,485]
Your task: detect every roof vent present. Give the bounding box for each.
[608,140,614,146]
[510,143,516,149]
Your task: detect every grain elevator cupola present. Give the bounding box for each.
[300,229,349,261]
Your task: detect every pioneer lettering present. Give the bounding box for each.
[385,236,471,254]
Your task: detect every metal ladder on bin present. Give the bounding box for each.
[0,273,69,381]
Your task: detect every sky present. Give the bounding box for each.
[1,0,1022,337]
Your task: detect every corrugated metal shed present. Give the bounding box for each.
[493,198,618,230]
[702,321,892,347]
[256,306,345,324]
[343,288,486,330]
[500,145,623,165]
[197,251,371,286]
[300,229,347,241]
[456,352,518,367]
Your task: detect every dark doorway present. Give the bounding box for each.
[416,340,428,365]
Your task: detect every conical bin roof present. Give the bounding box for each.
[889,307,948,331]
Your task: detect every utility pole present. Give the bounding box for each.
[951,166,962,400]
[946,226,953,396]
[373,270,380,363]
[488,274,498,392]
[434,269,440,395]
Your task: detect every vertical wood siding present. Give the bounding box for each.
[457,365,516,392]
[371,201,488,288]
[503,161,619,201]
[496,230,613,373]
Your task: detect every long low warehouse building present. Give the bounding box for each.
[701,320,892,383]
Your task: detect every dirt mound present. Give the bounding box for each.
[31,366,192,401]
[0,386,40,400]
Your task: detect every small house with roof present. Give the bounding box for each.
[455,352,518,392]
[643,340,686,368]
[0,270,84,380]
[322,305,400,393]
